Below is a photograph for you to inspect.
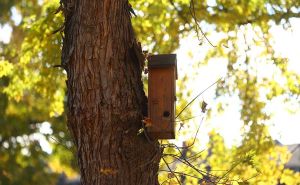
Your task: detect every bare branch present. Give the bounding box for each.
[162,157,182,185]
[189,0,216,47]
[176,78,222,119]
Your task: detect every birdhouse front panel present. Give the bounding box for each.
[147,54,177,139]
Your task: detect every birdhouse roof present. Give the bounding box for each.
[148,54,177,79]
[148,54,177,68]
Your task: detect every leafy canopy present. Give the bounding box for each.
[0,0,300,184]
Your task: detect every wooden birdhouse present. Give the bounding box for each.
[147,54,177,139]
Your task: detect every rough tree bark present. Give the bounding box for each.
[61,0,162,184]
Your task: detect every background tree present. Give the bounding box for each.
[0,0,300,184]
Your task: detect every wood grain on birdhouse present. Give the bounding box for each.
[147,54,177,139]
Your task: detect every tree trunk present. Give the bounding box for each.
[61,0,162,184]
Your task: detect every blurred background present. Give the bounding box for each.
[0,0,300,184]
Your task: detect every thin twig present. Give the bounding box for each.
[49,135,71,150]
[163,117,203,150]
[166,148,205,165]
[177,116,204,149]
[51,25,65,35]
[162,157,182,185]
[176,78,222,119]
[164,152,218,183]
[189,0,216,47]
[160,170,204,180]
[175,114,203,122]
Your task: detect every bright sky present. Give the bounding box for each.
[0,24,12,43]
[175,18,300,147]
[0,12,299,152]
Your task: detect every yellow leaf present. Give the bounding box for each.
[0,60,13,77]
